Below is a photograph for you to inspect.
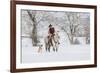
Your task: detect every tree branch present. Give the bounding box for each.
[27,10,35,22]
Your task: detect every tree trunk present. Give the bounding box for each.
[32,22,38,46]
[70,34,74,44]
[27,11,38,46]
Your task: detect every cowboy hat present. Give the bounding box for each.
[49,24,52,27]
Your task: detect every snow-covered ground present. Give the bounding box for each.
[21,30,90,63]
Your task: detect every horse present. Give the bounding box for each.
[44,31,60,52]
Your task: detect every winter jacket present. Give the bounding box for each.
[49,27,55,34]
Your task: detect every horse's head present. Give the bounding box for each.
[54,31,60,39]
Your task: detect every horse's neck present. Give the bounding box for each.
[55,33,59,38]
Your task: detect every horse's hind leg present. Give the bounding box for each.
[48,45,50,52]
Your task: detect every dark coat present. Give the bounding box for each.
[49,27,55,34]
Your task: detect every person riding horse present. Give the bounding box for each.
[48,24,55,44]
[45,24,60,52]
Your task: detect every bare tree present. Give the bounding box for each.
[27,11,38,46]
[27,10,50,46]
[64,12,81,44]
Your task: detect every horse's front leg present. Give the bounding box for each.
[46,44,50,52]
[52,44,55,52]
[48,44,51,52]
[53,47,55,52]
[52,40,56,52]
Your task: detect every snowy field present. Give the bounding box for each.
[21,31,90,63]
[21,10,91,64]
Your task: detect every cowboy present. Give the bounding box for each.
[48,24,55,37]
[48,24,55,45]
